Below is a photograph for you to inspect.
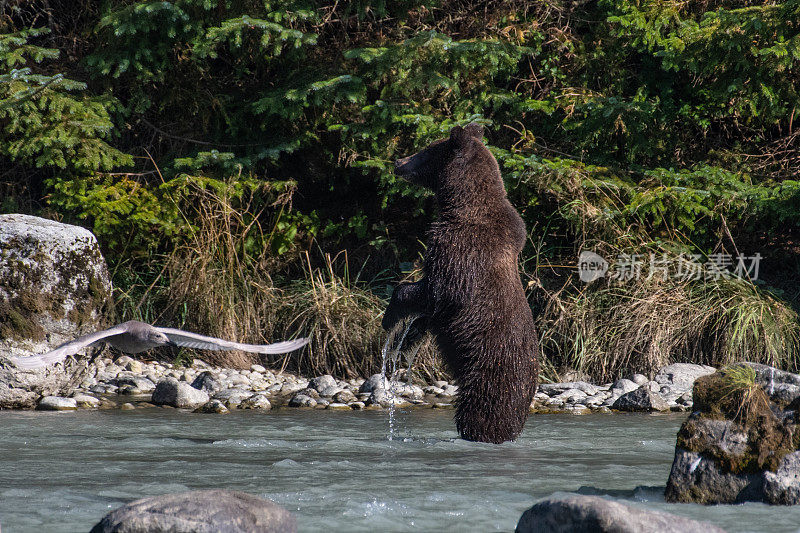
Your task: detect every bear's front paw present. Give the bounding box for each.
[381,309,398,331]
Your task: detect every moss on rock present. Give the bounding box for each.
[0,300,46,342]
[0,214,112,347]
[682,367,798,475]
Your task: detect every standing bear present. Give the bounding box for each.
[382,123,539,444]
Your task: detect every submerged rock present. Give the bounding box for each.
[0,214,112,408]
[90,489,296,533]
[665,363,800,504]
[516,493,726,533]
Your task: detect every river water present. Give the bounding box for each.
[1,408,798,532]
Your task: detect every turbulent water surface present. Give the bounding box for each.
[1,408,798,532]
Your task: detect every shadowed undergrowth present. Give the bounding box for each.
[113,181,444,380]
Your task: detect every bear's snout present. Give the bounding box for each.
[394,157,413,177]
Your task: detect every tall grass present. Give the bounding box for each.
[110,169,799,383]
[536,274,800,383]
[265,251,443,380]
[110,176,443,378]
[125,176,284,368]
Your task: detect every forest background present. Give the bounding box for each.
[2,0,800,383]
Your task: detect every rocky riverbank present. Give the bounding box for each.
[23,353,717,415]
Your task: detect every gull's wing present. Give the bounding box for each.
[155,327,310,354]
[8,324,129,369]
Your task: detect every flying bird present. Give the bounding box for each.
[9,320,310,370]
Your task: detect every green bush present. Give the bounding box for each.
[2,0,800,376]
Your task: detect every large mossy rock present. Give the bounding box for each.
[90,490,297,533]
[516,493,726,533]
[665,363,800,504]
[0,214,112,408]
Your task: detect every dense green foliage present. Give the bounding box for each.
[3,0,800,377]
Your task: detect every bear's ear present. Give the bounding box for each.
[464,123,484,139]
[450,125,467,143]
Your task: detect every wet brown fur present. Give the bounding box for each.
[383,124,539,444]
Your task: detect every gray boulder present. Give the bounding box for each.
[0,214,112,408]
[279,381,307,396]
[332,389,357,404]
[665,363,800,504]
[743,362,800,408]
[359,373,388,394]
[310,374,339,396]
[90,489,296,533]
[763,451,800,505]
[538,381,601,396]
[191,371,223,394]
[665,448,762,504]
[288,393,316,407]
[654,363,715,403]
[516,494,725,533]
[114,375,156,394]
[151,378,209,409]
[36,395,77,411]
[212,388,253,407]
[610,378,639,396]
[240,394,272,410]
[368,388,410,408]
[612,386,670,412]
[72,393,100,408]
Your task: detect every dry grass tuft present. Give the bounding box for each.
[159,177,284,368]
[114,174,443,379]
[535,272,800,383]
[266,251,443,380]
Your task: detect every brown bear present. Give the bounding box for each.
[382,123,539,444]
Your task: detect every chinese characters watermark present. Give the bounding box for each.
[578,251,761,283]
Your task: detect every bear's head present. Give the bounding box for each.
[394,123,485,190]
